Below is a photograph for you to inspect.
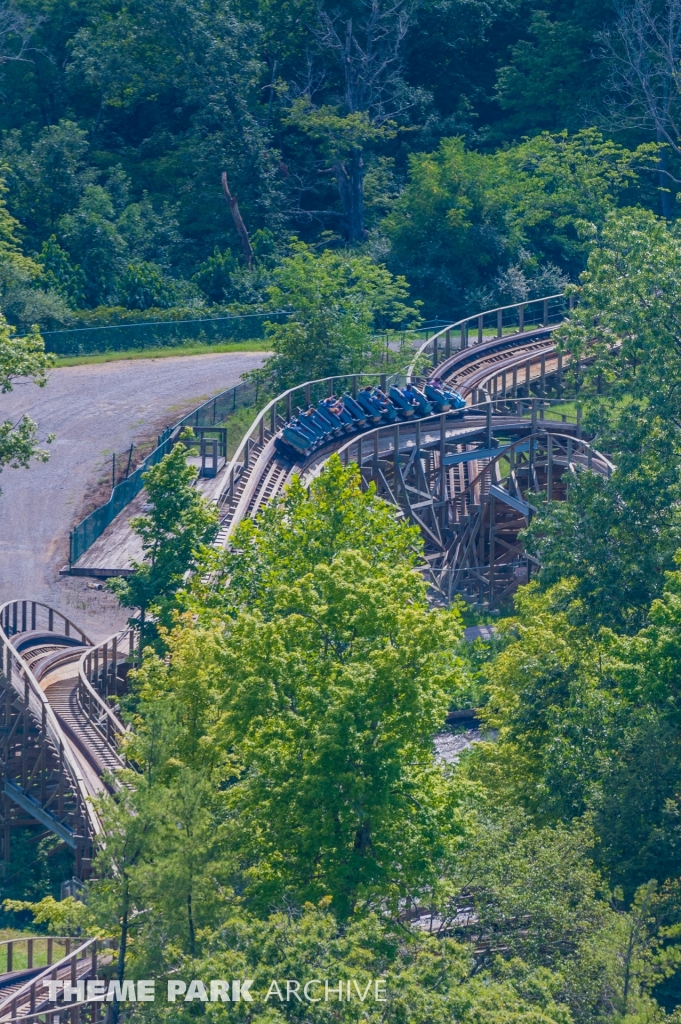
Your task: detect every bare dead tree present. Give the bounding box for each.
[0,1,35,64]
[600,0,681,217]
[316,0,417,126]
[221,170,254,265]
[282,0,418,243]
[312,0,418,241]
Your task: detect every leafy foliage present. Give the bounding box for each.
[0,310,54,487]
[383,131,655,316]
[259,243,419,387]
[109,435,218,642]
[526,209,681,631]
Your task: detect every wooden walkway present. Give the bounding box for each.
[67,464,231,578]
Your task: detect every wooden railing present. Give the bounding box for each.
[0,937,80,974]
[300,398,612,607]
[406,294,572,380]
[0,602,89,646]
[304,397,594,482]
[217,370,407,508]
[77,629,136,758]
[0,602,102,843]
[0,936,115,1021]
[218,293,574,511]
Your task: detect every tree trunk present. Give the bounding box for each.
[334,149,365,243]
[657,128,675,219]
[110,885,129,1024]
[187,889,196,957]
[221,171,254,264]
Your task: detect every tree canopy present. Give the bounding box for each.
[0,0,675,343]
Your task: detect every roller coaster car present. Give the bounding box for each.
[388,386,416,418]
[341,394,368,427]
[355,389,385,424]
[303,407,337,441]
[276,423,316,458]
[425,382,466,415]
[317,398,355,434]
[356,387,398,424]
[399,385,433,417]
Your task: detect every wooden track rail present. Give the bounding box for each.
[0,935,115,1023]
[0,295,586,875]
[0,603,129,880]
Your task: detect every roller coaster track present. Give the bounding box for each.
[213,292,601,605]
[0,292,610,1021]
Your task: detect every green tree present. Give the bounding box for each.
[129,458,467,917]
[192,247,237,303]
[259,242,418,388]
[494,11,609,139]
[117,262,180,311]
[523,458,681,635]
[110,435,218,646]
[468,580,625,825]
[468,567,681,902]
[0,311,54,490]
[383,130,655,316]
[58,185,126,307]
[0,121,96,246]
[35,235,85,307]
[528,208,681,631]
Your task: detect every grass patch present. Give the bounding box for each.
[0,935,76,972]
[54,340,273,367]
[220,402,264,459]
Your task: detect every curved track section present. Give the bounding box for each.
[213,293,604,606]
[0,602,128,878]
[0,296,589,891]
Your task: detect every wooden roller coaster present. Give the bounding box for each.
[0,292,613,1022]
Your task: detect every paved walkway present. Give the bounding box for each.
[0,351,267,639]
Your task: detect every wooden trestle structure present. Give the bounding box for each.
[326,406,613,606]
[0,604,132,879]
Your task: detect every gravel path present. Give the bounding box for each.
[0,351,267,640]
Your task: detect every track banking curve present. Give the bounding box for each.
[0,293,613,1021]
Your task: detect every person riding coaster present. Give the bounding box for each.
[355,387,384,424]
[373,386,398,422]
[318,396,355,434]
[425,378,466,414]
[303,404,337,440]
[341,393,368,428]
[314,400,345,437]
[388,385,416,418]
[393,383,433,418]
[356,386,397,424]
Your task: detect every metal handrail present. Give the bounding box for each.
[0,601,102,841]
[406,293,571,381]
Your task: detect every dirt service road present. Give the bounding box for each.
[0,351,267,639]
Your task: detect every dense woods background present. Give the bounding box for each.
[0,0,677,337]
